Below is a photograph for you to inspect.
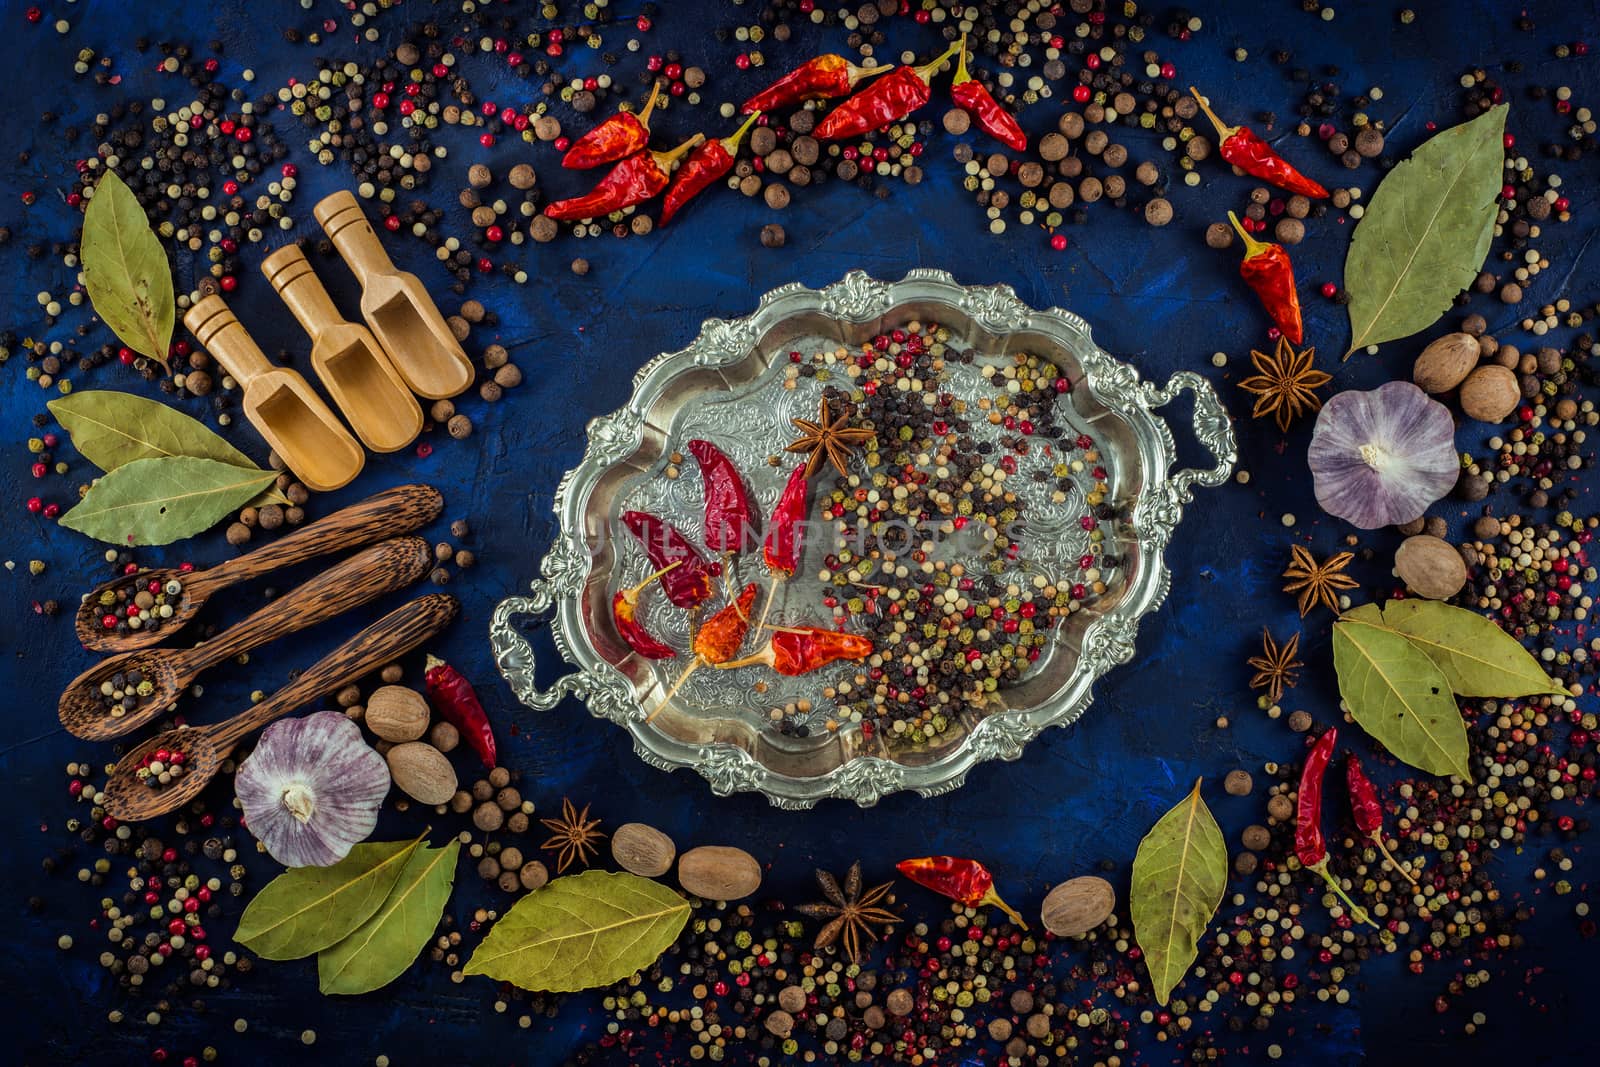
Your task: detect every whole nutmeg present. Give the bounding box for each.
[1039,876,1116,937]
[386,742,458,805]
[611,822,677,878]
[1412,332,1479,394]
[1458,364,1520,422]
[365,685,430,742]
[677,845,761,901]
[1395,534,1468,600]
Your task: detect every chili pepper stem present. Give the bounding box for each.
[1307,860,1378,928]
[653,133,707,171]
[980,885,1027,929]
[951,33,972,85]
[723,110,763,154]
[626,559,683,598]
[848,61,895,85]
[1227,210,1269,257]
[1369,833,1420,888]
[750,576,783,639]
[914,39,966,83]
[645,660,700,723]
[711,647,770,671]
[1187,86,1238,140]
[638,79,663,127]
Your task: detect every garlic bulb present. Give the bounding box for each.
[1308,381,1458,530]
[236,711,390,868]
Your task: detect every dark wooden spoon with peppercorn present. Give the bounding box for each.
[60,537,433,742]
[73,484,444,653]
[101,592,459,822]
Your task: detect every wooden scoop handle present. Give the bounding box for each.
[314,190,394,285]
[261,244,345,343]
[189,484,444,597]
[171,537,433,676]
[212,593,459,750]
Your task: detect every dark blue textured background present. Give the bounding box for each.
[2,1,1595,1063]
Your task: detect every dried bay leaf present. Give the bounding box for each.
[235,838,422,961]
[49,390,259,471]
[1130,779,1226,1007]
[464,870,690,993]
[1333,607,1471,780]
[81,170,175,369]
[1342,104,1508,359]
[59,456,280,546]
[1363,599,1564,698]
[319,839,459,995]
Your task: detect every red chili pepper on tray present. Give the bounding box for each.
[621,510,721,609]
[896,856,1027,929]
[1227,212,1304,345]
[544,134,705,221]
[1190,86,1328,199]
[692,582,758,665]
[716,624,873,676]
[687,438,757,552]
[424,655,496,769]
[763,463,810,577]
[814,39,963,142]
[1345,754,1420,888]
[949,36,1026,153]
[563,79,663,170]
[741,54,893,114]
[611,562,682,661]
[660,112,763,227]
[1295,728,1377,928]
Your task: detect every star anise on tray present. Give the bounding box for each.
[539,797,606,873]
[794,861,901,964]
[1247,628,1302,706]
[1281,545,1358,617]
[1237,337,1331,432]
[786,395,875,478]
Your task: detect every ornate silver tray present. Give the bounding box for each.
[491,270,1235,808]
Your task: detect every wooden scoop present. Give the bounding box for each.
[60,537,432,742]
[100,592,460,822]
[314,190,474,400]
[74,484,444,653]
[262,245,423,453]
[185,294,365,492]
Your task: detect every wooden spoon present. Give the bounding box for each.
[186,293,366,492]
[100,593,459,822]
[74,483,444,653]
[314,190,474,400]
[262,244,423,453]
[60,537,432,742]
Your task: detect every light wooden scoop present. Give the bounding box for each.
[101,592,460,822]
[60,537,432,742]
[185,294,365,493]
[314,190,474,400]
[262,245,423,453]
[73,484,444,653]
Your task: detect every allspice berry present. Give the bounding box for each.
[1224,769,1253,796]
[760,223,786,248]
[1143,198,1173,226]
[1267,794,1295,822]
[494,364,522,389]
[447,414,474,440]
[519,860,549,891]
[1241,824,1271,851]
[508,163,537,189]
[472,801,505,832]
[1204,222,1235,249]
[1274,217,1304,244]
[430,399,456,423]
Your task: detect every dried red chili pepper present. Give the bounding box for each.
[424,655,496,769]
[543,134,705,221]
[622,510,721,609]
[1295,728,1376,927]
[660,112,763,227]
[814,40,963,142]
[1190,86,1328,199]
[692,582,758,665]
[611,561,682,661]
[949,36,1026,153]
[716,624,873,676]
[687,438,757,552]
[741,54,892,115]
[763,463,810,577]
[1227,212,1304,345]
[1345,754,1419,888]
[896,856,1026,929]
[563,79,663,170]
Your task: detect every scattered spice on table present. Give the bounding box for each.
[1248,628,1302,706]
[1238,336,1331,431]
[425,654,496,770]
[896,855,1026,929]
[1281,544,1358,617]
[539,797,605,874]
[542,134,704,221]
[562,79,663,170]
[794,861,901,965]
[1293,727,1376,928]
[1191,86,1329,198]
[1227,211,1305,344]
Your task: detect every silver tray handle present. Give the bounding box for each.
[1145,370,1238,505]
[490,581,587,712]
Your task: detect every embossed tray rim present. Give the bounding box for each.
[491,270,1236,809]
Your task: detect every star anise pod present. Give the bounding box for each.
[539,797,606,873]
[1281,545,1358,617]
[1237,337,1331,432]
[1247,628,1302,705]
[785,395,875,478]
[794,861,900,965]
